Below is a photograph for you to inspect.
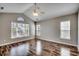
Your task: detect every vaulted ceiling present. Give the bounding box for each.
[0,3,79,21]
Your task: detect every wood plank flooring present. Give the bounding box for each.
[0,39,78,56]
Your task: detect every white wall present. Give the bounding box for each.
[0,13,34,45]
[37,13,78,46]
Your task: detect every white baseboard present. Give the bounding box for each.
[39,38,77,47]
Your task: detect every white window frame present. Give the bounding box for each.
[36,24,40,36]
[11,22,29,39]
[60,20,70,39]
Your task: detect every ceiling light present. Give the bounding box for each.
[33,3,39,16]
[33,12,38,16]
[32,3,45,21]
[33,10,39,16]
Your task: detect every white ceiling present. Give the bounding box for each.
[0,3,33,13]
[0,3,79,21]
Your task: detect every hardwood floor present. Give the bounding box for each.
[0,39,78,56]
[30,39,79,56]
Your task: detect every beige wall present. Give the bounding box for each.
[0,13,34,46]
[37,13,78,46]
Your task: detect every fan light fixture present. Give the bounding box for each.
[33,10,39,16]
[32,3,45,21]
[33,3,39,16]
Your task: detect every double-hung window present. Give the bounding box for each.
[60,20,70,39]
[36,24,40,36]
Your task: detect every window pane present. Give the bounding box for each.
[36,25,40,36]
[11,22,17,38]
[60,20,70,39]
[11,22,29,38]
[61,21,70,30]
[32,24,35,36]
[60,30,70,39]
[25,24,29,36]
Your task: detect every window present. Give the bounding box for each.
[11,22,29,38]
[36,24,40,36]
[60,20,70,39]
[32,24,35,36]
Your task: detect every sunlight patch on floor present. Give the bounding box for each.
[61,47,70,56]
[36,40,42,55]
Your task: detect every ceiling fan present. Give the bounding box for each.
[32,3,45,17]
